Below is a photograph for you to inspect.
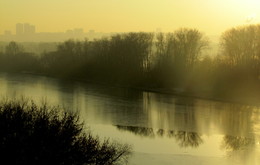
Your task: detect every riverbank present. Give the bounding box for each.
[2,32,260,107]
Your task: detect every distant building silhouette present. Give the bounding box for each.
[16,23,35,35]
[74,28,84,35]
[66,30,73,35]
[1,23,109,42]
[24,23,35,35]
[24,23,30,34]
[4,31,12,36]
[16,23,24,35]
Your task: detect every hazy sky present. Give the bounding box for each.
[1,0,260,35]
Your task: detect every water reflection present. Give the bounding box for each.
[116,125,156,138]
[1,73,260,137]
[1,73,260,164]
[222,135,255,151]
[143,92,259,137]
[175,131,203,148]
[116,125,203,148]
[221,135,259,165]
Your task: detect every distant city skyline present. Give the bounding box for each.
[1,1,260,36]
[1,23,97,35]
[16,23,35,35]
[0,23,113,42]
[0,23,175,42]
[1,23,168,36]
[0,23,222,43]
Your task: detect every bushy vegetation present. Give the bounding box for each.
[0,99,132,165]
[2,25,260,101]
[0,41,40,72]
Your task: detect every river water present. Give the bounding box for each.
[0,72,260,165]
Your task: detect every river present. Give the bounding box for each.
[0,72,260,165]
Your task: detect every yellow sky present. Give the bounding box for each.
[1,0,260,35]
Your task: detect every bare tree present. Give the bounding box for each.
[220,25,260,67]
[5,41,24,55]
[172,28,208,68]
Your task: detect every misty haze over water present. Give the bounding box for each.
[1,73,260,165]
[2,1,260,164]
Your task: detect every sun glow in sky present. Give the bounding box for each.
[1,0,260,35]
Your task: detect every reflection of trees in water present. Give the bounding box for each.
[174,131,203,148]
[220,104,254,137]
[156,129,165,137]
[221,135,258,165]
[116,125,155,138]
[116,125,203,148]
[222,135,255,151]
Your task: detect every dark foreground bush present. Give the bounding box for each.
[0,99,132,165]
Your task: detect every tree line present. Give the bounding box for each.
[1,25,260,101]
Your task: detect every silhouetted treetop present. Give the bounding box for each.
[5,41,24,55]
[220,25,260,67]
[0,99,132,165]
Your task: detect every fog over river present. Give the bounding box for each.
[1,73,260,165]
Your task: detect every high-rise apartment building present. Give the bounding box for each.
[16,23,24,35]
[16,23,35,35]
[29,25,35,34]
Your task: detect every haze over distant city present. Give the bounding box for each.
[2,1,260,165]
[1,0,260,37]
[0,23,108,42]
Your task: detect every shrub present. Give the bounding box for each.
[0,99,132,165]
